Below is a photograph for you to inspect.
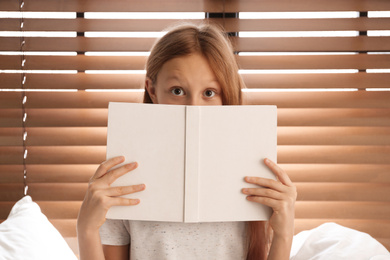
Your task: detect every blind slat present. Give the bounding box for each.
[0,165,23,183]
[0,128,22,146]
[279,146,390,164]
[11,108,388,127]
[242,73,390,89]
[17,126,390,146]
[2,145,389,164]
[0,0,222,12]
[2,54,389,70]
[296,183,390,201]
[2,37,389,52]
[5,183,390,204]
[2,17,390,32]
[225,0,390,12]
[0,18,212,32]
[0,55,148,71]
[19,91,390,109]
[2,164,389,184]
[237,54,390,70]
[2,0,390,12]
[285,164,390,183]
[233,37,390,52]
[226,18,390,31]
[0,183,24,201]
[244,92,390,108]
[2,73,390,89]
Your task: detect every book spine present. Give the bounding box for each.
[184,106,200,223]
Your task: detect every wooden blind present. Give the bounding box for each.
[1,0,389,254]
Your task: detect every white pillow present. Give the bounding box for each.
[0,196,78,260]
[290,222,390,260]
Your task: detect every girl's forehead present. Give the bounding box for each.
[158,54,217,80]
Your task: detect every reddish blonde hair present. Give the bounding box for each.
[143,22,242,105]
[143,22,271,260]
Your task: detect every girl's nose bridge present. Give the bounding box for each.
[186,91,201,106]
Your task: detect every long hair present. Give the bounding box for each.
[143,22,243,105]
[142,22,270,260]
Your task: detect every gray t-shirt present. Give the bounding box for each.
[100,219,247,260]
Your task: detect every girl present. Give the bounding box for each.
[77,23,297,260]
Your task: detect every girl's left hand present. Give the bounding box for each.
[242,158,297,237]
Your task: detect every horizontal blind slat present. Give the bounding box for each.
[20,91,390,109]
[226,18,390,31]
[2,37,389,52]
[278,145,390,164]
[237,54,390,70]
[296,183,390,201]
[0,55,148,71]
[283,164,390,183]
[2,145,389,164]
[0,184,24,201]
[0,165,95,184]
[14,126,390,146]
[0,0,222,12]
[2,164,389,184]
[278,126,390,145]
[295,201,390,219]
[2,73,390,89]
[225,0,390,12]
[2,17,389,32]
[244,92,390,108]
[0,18,211,32]
[242,73,390,89]
[2,54,390,70]
[0,165,23,183]
[7,108,387,127]
[233,37,390,52]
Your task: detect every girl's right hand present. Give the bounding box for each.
[77,156,145,232]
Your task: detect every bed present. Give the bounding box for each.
[0,196,389,260]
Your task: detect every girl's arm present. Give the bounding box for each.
[243,158,297,260]
[77,156,145,260]
[103,245,130,260]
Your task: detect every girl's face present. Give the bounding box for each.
[145,53,223,106]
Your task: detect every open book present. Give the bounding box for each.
[106,103,277,223]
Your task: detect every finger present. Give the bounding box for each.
[93,156,125,180]
[246,196,278,208]
[245,176,285,193]
[104,162,138,185]
[108,197,141,207]
[106,184,145,197]
[242,187,283,200]
[264,158,294,187]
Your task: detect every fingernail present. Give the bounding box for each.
[265,158,270,164]
[242,188,248,194]
[126,162,135,168]
[245,177,253,182]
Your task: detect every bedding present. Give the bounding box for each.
[0,196,77,260]
[290,222,390,260]
[0,196,389,260]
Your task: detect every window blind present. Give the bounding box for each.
[1,0,389,253]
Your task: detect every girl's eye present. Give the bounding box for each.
[204,89,216,98]
[171,88,184,96]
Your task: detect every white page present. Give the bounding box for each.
[198,106,277,222]
[106,103,186,222]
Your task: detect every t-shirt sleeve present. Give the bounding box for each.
[99,219,130,246]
